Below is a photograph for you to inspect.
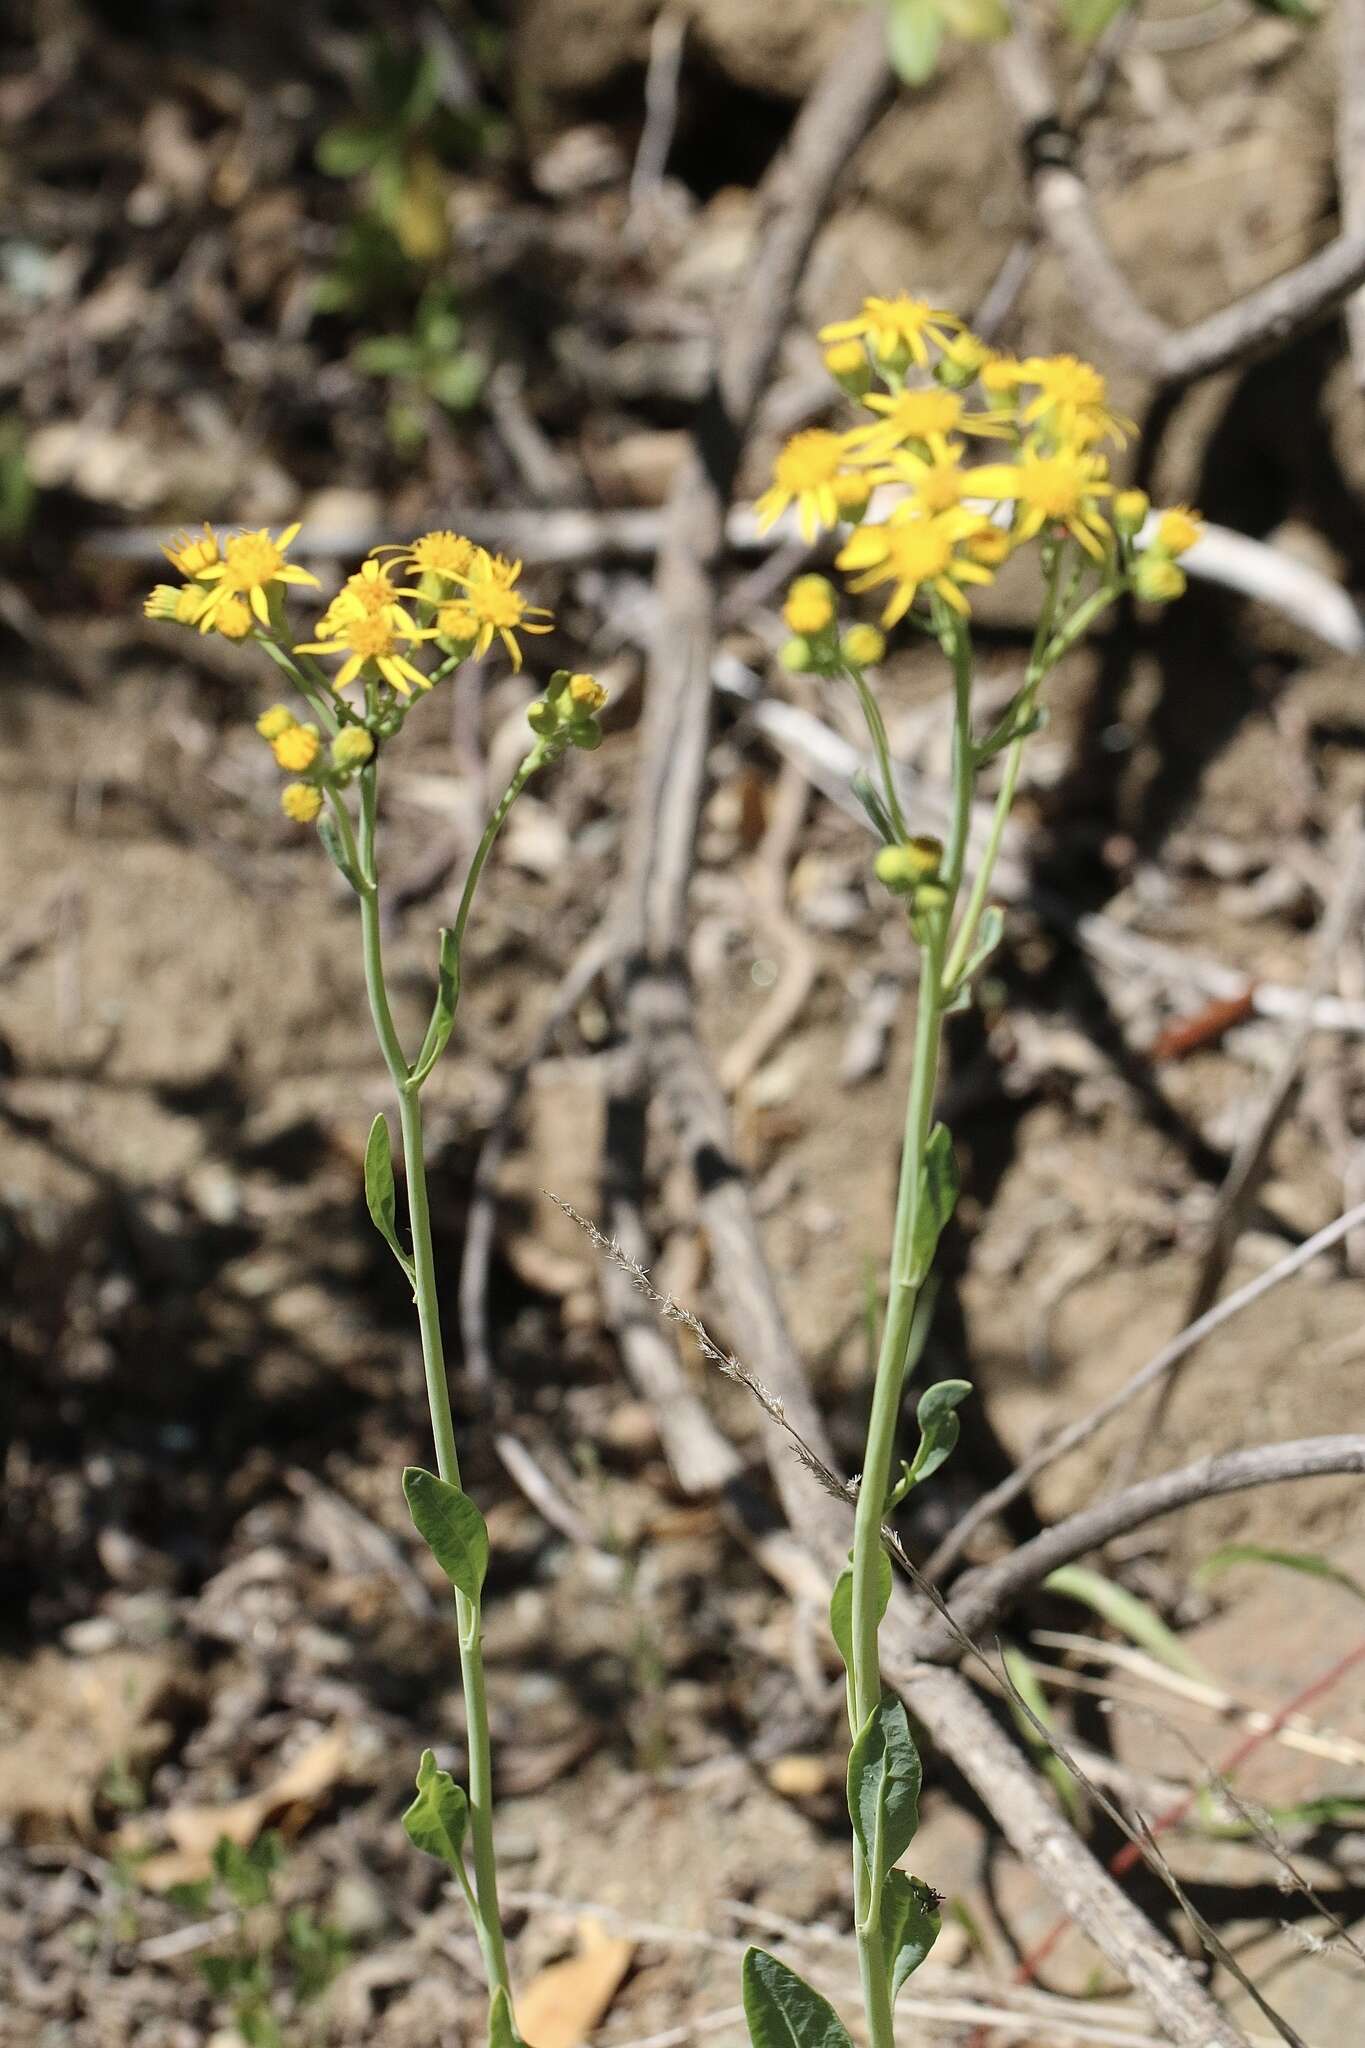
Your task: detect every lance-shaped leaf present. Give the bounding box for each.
[488,1988,528,2048]
[741,1948,854,2048]
[850,769,898,847]
[410,927,461,1088]
[403,1467,489,1602]
[880,1871,941,2002]
[828,1552,892,1673]
[944,904,1005,1013]
[901,1378,972,1492]
[848,1693,922,1893]
[908,1123,958,1287]
[317,812,363,892]
[402,1748,470,1871]
[365,1114,414,1282]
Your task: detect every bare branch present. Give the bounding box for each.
[993,22,1365,384]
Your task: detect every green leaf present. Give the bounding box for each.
[402,1748,471,1871]
[403,1467,489,1601]
[945,905,1004,1011]
[851,769,897,847]
[1060,0,1132,37]
[741,1948,854,2048]
[880,1870,941,2000]
[315,120,389,177]
[902,1378,972,1491]
[489,1987,528,2048]
[908,1123,958,1286]
[1043,1564,1212,1682]
[829,1553,892,1673]
[1196,1543,1365,1604]
[885,0,944,83]
[365,1114,415,1281]
[317,812,362,892]
[974,699,1047,766]
[848,1693,922,1891]
[211,1832,280,1911]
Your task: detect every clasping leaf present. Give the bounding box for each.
[880,1870,941,2001]
[402,1747,469,1871]
[403,1467,489,1603]
[742,1948,853,2048]
[908,1122,958,1287]
[364,1114,414,1283]
[848,1693,922,1898]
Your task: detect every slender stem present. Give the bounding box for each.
[354,759,513,2008]
[937,617,975,901]
[849,667,910,844]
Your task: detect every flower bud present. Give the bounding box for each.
[568,719,604,750]
[1134,553,1187,604]
[782,575,837,637]
[831,472,872,524]
[256,704,296,741]
[567,672,608,714]
[780,635,818,673]
[331,726,376,769]
[1154,506,1202,557]
[874,836,943,894]
[1113,489,1149,537]
[213,595,254,641]
[934,331,993,390]
[527,698,559,736]
[842,623,886,668]
[824,339,872,398]
[281,782,323,823]
[272,723,321,773]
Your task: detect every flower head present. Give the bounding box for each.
[319,558,421,635]
[281,783,323,824]
[196,523,319,629]
[968,445,1114,558]
[145,582,209,626]
[271,723,321,773]
[1154,505,1202,557]
[373,530,478,581]
[256,704,296,740]
[783,575,837,636]
[836,509,997,625]
[842,623,886,667]
[566,673,608,714]
[819,294,963,370]
[447,554,553,670]
[1018,355,1134,448]
[1135,554,1187,603]
[755,429,862,541]
[331,726,376,769]
[294,611,433,696]
[212,595,254,640]
[847,387,1009,463]
[162,524,221,578]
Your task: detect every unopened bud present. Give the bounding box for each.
[1113,489,1149,537]
[1134,553,1187,604]
[842,623,886,667]
[824,339,872,398]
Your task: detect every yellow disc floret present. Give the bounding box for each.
[256,704,297,740]
[271,723,321,772]
[567,673,608,713]
[842,623,886,666]
[783,575,837,636]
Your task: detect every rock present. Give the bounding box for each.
[684,0,846,99]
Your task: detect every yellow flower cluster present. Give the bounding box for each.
[755,293,1202,644]
[254,703,376,823]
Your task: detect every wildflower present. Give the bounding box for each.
[449,554,553,670]
[256,704,296,740]
[882,442,972,514]
[964,524,1013,568]
[1018,355,1134,447]
[1134,554,1187,603]
[837,509,996,624]
[968,445,1114,558]
[755,429,861,541]
[145,582,209,626]
[824,338,872,397]
[162,524,221,578]
[842,623,886,666]
[281,782,323,823]
[374,530,478,580]
[846,388,1009,462]
[212,595,254,640]
[783,575,837,636]
[934,331,994,390]
[980,357,1024,400]
[272,723,321,773]
[875,836,943,891]
[1154,505,1202,556]
[819,294,963,371]
[196,523,319,629]
[832,471,872,522]
[331,726,376,769]
[294,612,432,696]
[320,558,420,633]
[1113,489,1150,536]
[566,673,608,714]
[436,601,479,648]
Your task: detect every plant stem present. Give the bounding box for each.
[353,762,513,2007]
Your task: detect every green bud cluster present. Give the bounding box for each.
[526,669,609,754]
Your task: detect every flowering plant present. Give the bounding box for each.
[741,295,1199,2048]
[149,523,606,2045]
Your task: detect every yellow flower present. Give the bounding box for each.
[836,509,996,625]
[145,582,209,625]
[1114,488,1150,535]
[272,723,321,772]
[373,530,478,580]
[842,623,886,666]
[1135,554,1187,603]
[881,442,972,514]
[1018,355,1134,448]
[448,554,553,670]
[196,523,319,629]
[294,612,433,695]
[846,388,1009,462]
[964,524,1012,567]
[320,558,420,633]
[783,575,837,636]
[1154,505,1202,556]
[281,783,323,823]
[256,704,296,740]
[968,445,1113,559]
[212,595,254,640]
[755,429,861,541]
[935,331,995,390]
[567,673,608,714]
[436,600,478,646]
[331,726,376,768]
[876,836,943,889]
[162,524,221,578]
[819,293,963,369]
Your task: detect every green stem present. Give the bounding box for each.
[849,667,910,845]
[938,616,975,901]
[354,761,513,2010]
